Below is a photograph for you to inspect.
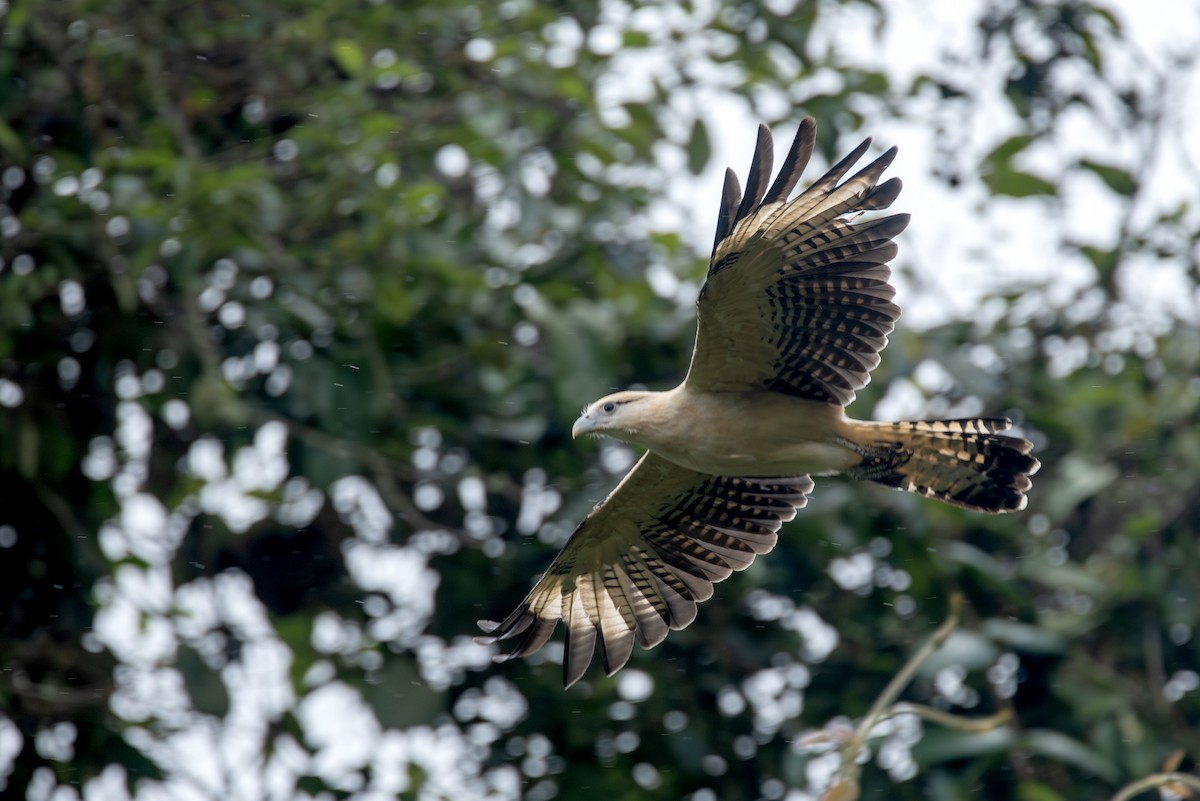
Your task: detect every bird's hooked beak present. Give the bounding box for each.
[571,409,594,439]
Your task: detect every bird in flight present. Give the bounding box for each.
[478,118,1040,687]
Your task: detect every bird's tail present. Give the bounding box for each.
[842,417,1039,513]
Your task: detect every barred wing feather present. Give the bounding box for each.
[478,453,813,687]
[686,118,909,406]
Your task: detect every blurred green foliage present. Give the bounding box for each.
[1,0,1198,799]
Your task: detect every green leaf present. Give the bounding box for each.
[915,727,1015,764]
[624,30,651,47]
[982,618,1068,655]
[176,644,230,718]
[979,135,1056,197]
[1018,781,1068,801]
[331,37,366,77]
[1080,244,1119,276]
[1021,729,1120,783]
[983,168,1057,198]
[686,117,711,175]
[1079,159,1136,195]
[941,540,1015,587]
[916,629,1000,676]
[1042,452,1119,521]
[0,119,26,161]
[1020,559,1111,599]
[983,134,1036,170]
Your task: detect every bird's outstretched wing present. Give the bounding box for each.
[478,453,813,687]
[685,118,909,406]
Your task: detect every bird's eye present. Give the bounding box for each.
[602,402,616,413]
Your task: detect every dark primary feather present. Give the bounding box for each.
[712,168,743,252]
[687,117,909,407]
[477,453,813,687]
[763,118,816,206]
[734,124,774,222]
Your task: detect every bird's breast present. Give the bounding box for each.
[632,389,860,477]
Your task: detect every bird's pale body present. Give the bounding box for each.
[574,387,862,477]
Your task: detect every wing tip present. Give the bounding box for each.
[713,167,744,251]
[763,117,818,205]
[733,124,775,221]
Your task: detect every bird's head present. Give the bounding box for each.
[572,390,654,441]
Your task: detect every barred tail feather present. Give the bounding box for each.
[845,418,1040,513]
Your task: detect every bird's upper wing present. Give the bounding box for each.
[685,118,909,406]
[478,452,813,687]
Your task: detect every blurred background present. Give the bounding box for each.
[2,0,1199,799]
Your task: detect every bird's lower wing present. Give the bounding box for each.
[478,452,813,687]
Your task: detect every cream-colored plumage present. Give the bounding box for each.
[479,118,1040,687]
